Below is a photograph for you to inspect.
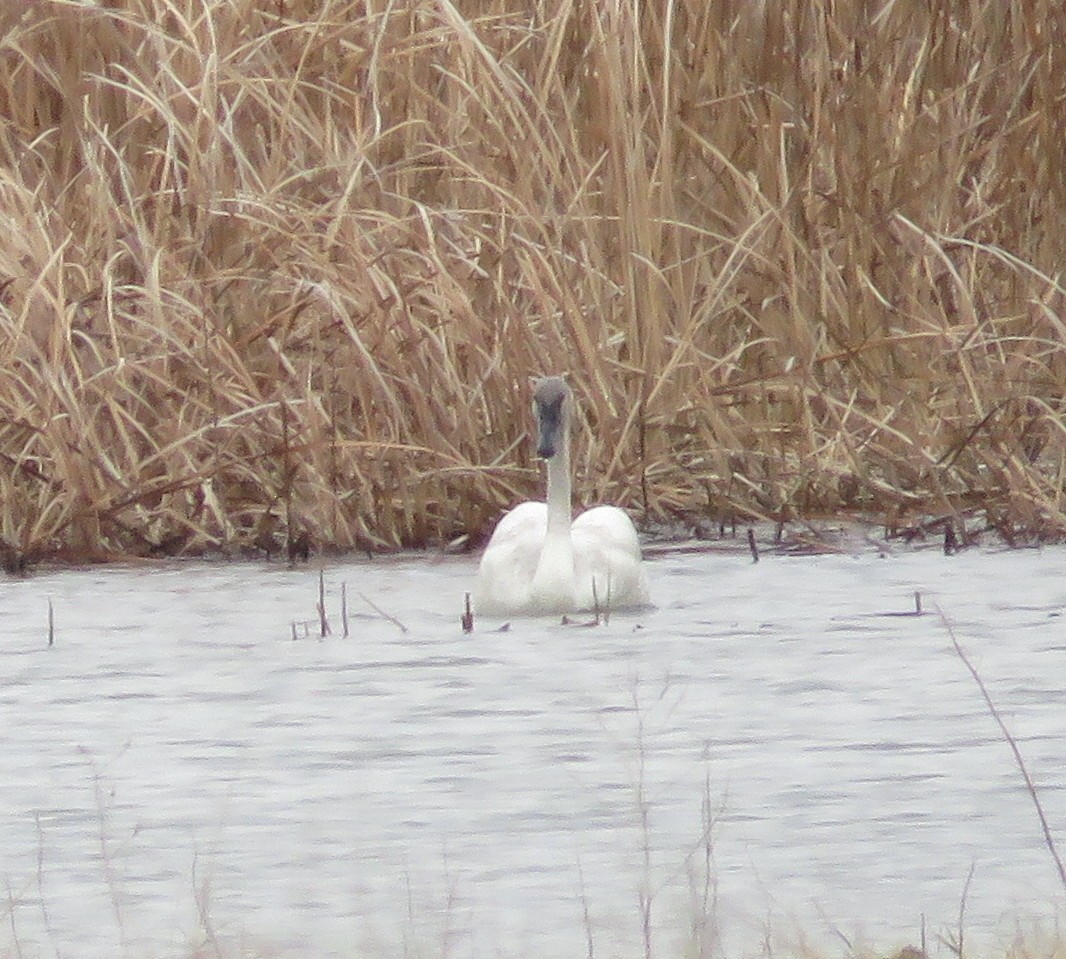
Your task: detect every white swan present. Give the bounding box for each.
[474,377,650,616]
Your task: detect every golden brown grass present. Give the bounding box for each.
[0,0,1063,564]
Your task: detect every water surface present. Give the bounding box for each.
[1,542,1064,957]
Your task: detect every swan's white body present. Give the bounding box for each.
[475,377,649,616]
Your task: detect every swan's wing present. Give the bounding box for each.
[474,502,547,614]
[485,501,547,547]
[571,505,649,609]
[572,505,642,557]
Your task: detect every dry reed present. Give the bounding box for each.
[0,0,1063,565]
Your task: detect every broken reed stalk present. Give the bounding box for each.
[0,0,1063,564]
[317,570,331,638]
[461,592,474,633]
[939,605,1066,892]
[341,582,349,638]
[746,529,759,564]
[47,599,54,647]
[590,575,610,626]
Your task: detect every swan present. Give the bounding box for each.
[474,377,650,616]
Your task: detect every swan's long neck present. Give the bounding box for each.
[544,442,572,538]
[531,393,576,610]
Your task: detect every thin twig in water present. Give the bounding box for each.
[882,591,925,618]
[5,876,26,959]
[47,599,54,647]
[690,762,722,959]
[746,528,759,563]
[33,814,58,950]
[359,592,408,633]
[631,684,654,959]
[939,605,1066,891]
[576,854,595,959]
[959,861,974,958]
[84,752,131,954]
[829,923,854,953]
[341,582,350,638]
[938,860,975,958]
[191,847,222,958]
[590,576,605,626]
[317,570,331,637]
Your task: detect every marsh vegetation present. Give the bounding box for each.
[0,0,1062,566]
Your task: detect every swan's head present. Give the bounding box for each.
[532,376,572,460]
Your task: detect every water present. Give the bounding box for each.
[1,542,1064,958]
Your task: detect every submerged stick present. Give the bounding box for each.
[341,583,350,638]
[879,590,925,618]
[47,599,54,647]
[461,593,474,633]
[359,591,408,634]
[939,605,1066,891]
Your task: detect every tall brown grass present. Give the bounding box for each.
[0,0,1063,564]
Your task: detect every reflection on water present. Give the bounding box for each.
[1,543,1064,957]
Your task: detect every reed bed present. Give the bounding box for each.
[0,0,1063,564]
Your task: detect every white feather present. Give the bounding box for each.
[474,378,649,616]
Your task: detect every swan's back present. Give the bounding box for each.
[571,505,649,610]
[474,502,547,615]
